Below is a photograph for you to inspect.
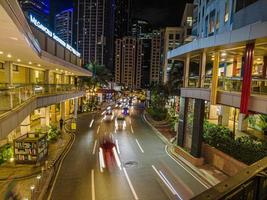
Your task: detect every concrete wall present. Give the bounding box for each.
[202,143,247,176]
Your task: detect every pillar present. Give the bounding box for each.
[232,58,238,77]
[221,106,230,126]
[50,105,57,124]
[191,99,205,158]
[65,99,70,119]
[4,61,13,85]
[20,116,31,135]
[262,56,267,78]
[210,52,219,105]
[199,51,207,88]
[60,101,66,121]
[183,54,190,87]
[61,73,65,84]
[177,97,189,147]
[74,98,78,119]
[240,42,255,114]
[40,107,50,128]
[238,113,248,131]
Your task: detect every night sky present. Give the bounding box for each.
[54,0,193,28]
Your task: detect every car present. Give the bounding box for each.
[122,107,129,115]
[115,115,126,130]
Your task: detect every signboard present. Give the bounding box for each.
[29,15,81,57]
[71,122,76,130]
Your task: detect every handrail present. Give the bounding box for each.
[192,156,267,200]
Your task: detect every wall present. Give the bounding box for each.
[202,143,247,176]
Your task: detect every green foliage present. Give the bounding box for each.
[203,121,267,165]
[167,105,178,130]
[147,106,167,121]
[48,125,60,142]
[0,144,13,165]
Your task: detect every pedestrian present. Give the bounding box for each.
[59,118,64,131]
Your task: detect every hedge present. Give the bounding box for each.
[203,121,267,165]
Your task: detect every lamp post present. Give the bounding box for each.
[30,185,35,200]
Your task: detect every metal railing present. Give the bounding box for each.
[192,156,267,200]
[0,84,80,114]
[188,76,200,88]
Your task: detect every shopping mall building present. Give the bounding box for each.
[0,1,91,145]
[168,0,267,157]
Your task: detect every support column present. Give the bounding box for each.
[183,54,190,87]
[232,58,238,77]
[20,116,31,135]
[60,101,66,121]
[210,52,219,105]
[238,113,248,131]
[4,61,13,85]
[191,99,205,158]
[262,56,267,78]
[177,97,189,147]
[50,105,57,124]
[74,98,78,119]
[40,107,48,128]
[65,99,70,119]
[199,51,207,88]
[240,42,255,114]
[221,106,230,126]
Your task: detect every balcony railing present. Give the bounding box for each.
[188,76,200,88]
[0,84,80,116]
[218,77,267,95]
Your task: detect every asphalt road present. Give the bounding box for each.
[50,103,209,200]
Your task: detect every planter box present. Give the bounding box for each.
[173,146,204,166]
[202,143,248,176]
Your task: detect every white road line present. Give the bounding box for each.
[97,126,100,134]
[101,111,106,115]
[123,167,139,200]
[91,169,96,200]
[131,125,134,133]
[116,139,120,154]
[164,146,210,189]
[89,119,94,128]
[92,140,97,155]
[135,139,144,153]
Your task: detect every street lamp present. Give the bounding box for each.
[30,185,35,200]
[36,175,41,190]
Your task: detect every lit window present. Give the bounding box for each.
[224,0,229,23]
[186,16,193,27]
[216,11,220,30]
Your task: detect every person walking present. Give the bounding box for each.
[59,118,64,131]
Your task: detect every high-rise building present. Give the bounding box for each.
[115,37,142,89]
[76,0,106,66]
[131,19,152,38]
[54,8,73,45]
[180,3,194,43]
[114,0,132,38]
[19,0,50,27]
[161,27,183,83]
[150,30,161,85]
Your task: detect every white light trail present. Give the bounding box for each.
[92,140,97,155]
[112,147,122,170]
[99,147,105,173]
[135,139,144,153]
[131,125,134,133]
[123,167,139,200]
[97,126,100,134]
[91,169,96,200]
[89,119,94,128]
[115,139,120,154]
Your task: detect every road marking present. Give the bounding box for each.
[135,139,144,153]
[89,119,94,128]
[123,167,139,200]
[131,125,134,133]
[97,126,100,134]
[116,139,120,154]
[112,147,122,170]
[101,111,106,115]
[164,146,210,189]
[92,140,97,155]
[99,147,105,173]
[91,169,96,200]
[152,165,182,200]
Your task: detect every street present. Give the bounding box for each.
[49,103,209,200]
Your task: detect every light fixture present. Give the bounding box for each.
[0,51,3,54]
[211,58,215,61]
[221,52,227,57]
[9,37,18,41]
[257,58,261,61]
[7,54,12,58]
[37,64,41,67]
[29,61,32,65]
[17,59,21,62]
[56,68,58,71]
[221,58,226,62]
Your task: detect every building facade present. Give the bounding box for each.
[150,30,161,85]
[168,0,267,159]
[161,27,184,83]
[55,8,73,44]
[115,37,142,89]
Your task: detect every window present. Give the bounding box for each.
[168,34,174,40]
[13,65,19,72]
[224,0,229,23]
[0,63,3,69]
[186,16,193,27]
[175,34,180,40]
[209,10,216,35]
[216,11,220,30]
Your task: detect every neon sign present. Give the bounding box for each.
[29,15,81,57]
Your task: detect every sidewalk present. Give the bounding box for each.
[0,129,71,199]
[143,112,228,186]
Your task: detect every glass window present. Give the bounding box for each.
[224,0,229,23]
[0,63,4,69]
[169,34,174,40]
[216,11,220,30]
[186,16,193,27]
[13,65,19,72]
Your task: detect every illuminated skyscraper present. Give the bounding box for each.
[55,8,73,44]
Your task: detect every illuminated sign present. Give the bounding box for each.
[29,15,81,57]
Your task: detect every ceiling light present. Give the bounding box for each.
[221,52,227,57]
[211,58,215,61]
[0,51,3,54]
[221,58,226,62]
[257,58,261,61]
[7,54,12,58]
[37,64,41,67]
[29,61,32,65]
[17,59,21,62]
[56,68,58,71]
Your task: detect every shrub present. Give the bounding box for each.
[0,144,13,165]
[48,125,60,142]
[203,121,267,165]
[147,107,167,121]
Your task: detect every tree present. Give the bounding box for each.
[166,62,183,95]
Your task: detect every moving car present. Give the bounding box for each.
[116,114,126,130]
